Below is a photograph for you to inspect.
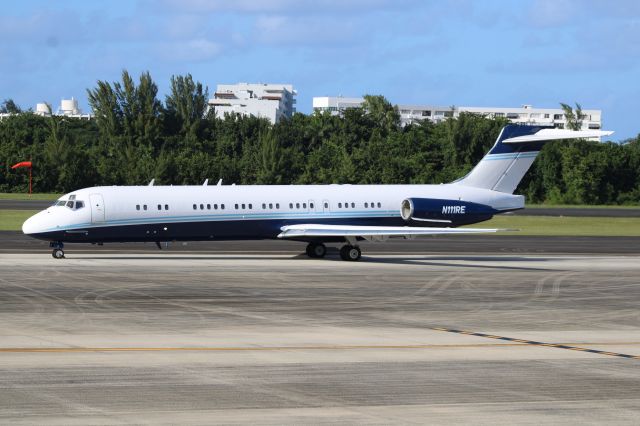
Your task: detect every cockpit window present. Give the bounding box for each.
[66,201,74,208]
[55,200,66,206]
[75,201,84,209]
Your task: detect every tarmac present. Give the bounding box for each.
[0,236,639,424]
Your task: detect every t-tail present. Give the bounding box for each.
[454,124,614,194]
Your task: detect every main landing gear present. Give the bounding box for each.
[50,241,64,259]
[305,242,362,261]
[305,242,327,258]
[339,245,361,261]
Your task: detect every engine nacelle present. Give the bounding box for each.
[400,198,498,226]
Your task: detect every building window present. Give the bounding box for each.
[544,113,550,118]
[494,112,504,117]
[421,110,431,117]
[554,114,563,120]
[136,205,140,211]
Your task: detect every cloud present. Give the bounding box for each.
[156,38,222,62]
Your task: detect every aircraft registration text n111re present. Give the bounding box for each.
[22,125,613,261]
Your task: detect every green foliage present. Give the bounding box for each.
[1,72,639,205]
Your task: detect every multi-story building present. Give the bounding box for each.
[0,97,92,120]
[312,96,603,131]
[208,83,297,124]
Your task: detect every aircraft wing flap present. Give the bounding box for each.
[277,224,502,240]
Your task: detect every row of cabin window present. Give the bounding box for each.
[194,203,226,210]
[136,204,169,211]
[338,202,381,208]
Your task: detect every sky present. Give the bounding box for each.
[1,0,639,139]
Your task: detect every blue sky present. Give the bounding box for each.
[1,0,638,139]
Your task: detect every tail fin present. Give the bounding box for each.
[455,124,613,194]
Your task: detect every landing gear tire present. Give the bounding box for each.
[52,248,65,259]
[340,245,361,261]
[306,242,327,258]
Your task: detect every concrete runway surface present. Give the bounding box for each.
[0,251,639,425]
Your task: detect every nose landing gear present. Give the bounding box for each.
[50,242,65,259]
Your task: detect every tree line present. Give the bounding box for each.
[1,71,639,204]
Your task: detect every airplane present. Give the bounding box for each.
[22,125,612,260]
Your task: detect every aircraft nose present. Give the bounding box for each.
[22,211,45,235]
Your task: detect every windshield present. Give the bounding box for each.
[52,196,84,210]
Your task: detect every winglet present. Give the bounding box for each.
[148,179,155,186]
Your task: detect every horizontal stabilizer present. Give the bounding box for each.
[503,129,614,144]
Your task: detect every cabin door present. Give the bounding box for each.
[89,193,106,223]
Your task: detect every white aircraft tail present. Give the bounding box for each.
[454,125,613,194]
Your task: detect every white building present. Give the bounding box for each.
[313,96,603,131]
[33,97,92,119]
[208,83,297,124]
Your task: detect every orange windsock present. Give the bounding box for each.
[11,161,32,169]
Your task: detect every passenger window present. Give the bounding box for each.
[324,202,328,208]
[221,204,225,209]
[303,203,307,209]
[157,204,161,210]
[262,203,266,209]
[214,204,218,210]
[289,203,293,209]
[249,204,252,209]
[136,205,140,211]
[276,203,280,209]
[207,204,211,210]
[269,203,273,209]
[143,205,147,210]
[193,204,197,210]
[242,203,246,209]
[377,202,381,208]
[351,202,355,208]
[338,203,342,208]
[296,203,300,209]
[200,204,204,210]
[235,204,239,209]
[165,204,169,210]
[364,202,368,208]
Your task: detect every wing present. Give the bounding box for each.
[277,224,503,242]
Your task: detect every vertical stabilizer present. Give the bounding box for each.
[455,125,613,194]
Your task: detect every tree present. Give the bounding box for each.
[560,102,583,130]
[0,99,22,114]
[164,74,209,137]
